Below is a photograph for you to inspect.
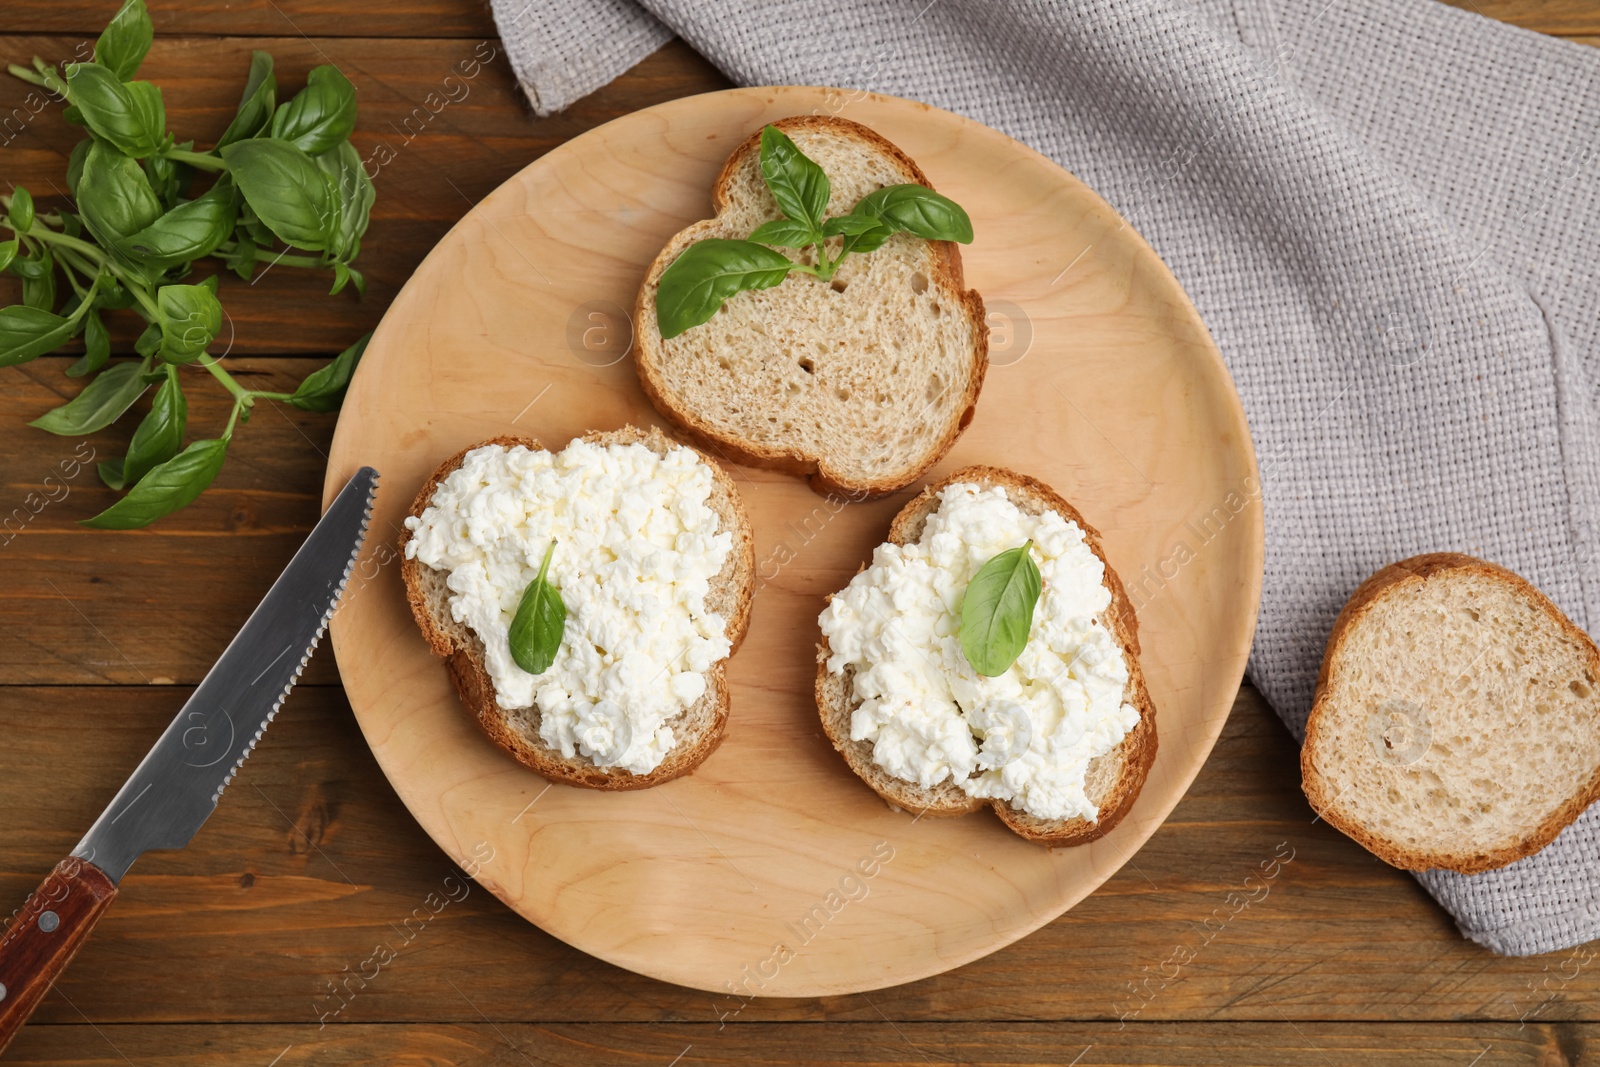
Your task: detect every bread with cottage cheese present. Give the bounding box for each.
[634,115,988,499]
[1302,553,1600,873]
[814,466,1158,845]
[399,425,755,790]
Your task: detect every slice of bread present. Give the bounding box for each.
[815,466,1158,845]
[399,425,755,790]
[1301,553,1600,873]
[635,115,988,499]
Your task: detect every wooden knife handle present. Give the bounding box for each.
[0,858,117,1055]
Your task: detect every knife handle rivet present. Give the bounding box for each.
[38,911,59,933]
[0,982,7,1001]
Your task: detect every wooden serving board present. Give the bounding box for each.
[323,86,1262,997]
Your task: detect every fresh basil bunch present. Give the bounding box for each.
[2,0,374,528]
[654,125,974,339]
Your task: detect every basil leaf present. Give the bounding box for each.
[30,359,150,435]
[959,540,1043,677]
[821,213,883,238]
[144,141,196,208]
[77,140,162,245]
[759,125,829,230]
[748,218,819,249]
[156,280,222,363]
[217,51,276,149]
[94,0,154,81]
[338,263,366,296]
[116,178,238,270]
[315,140,373,261]
[21,252,56,312]
[318,170,343,252]
[226,235,257,280]
[221,138,333,251]
[8,187,34,233]
[133,319,162,356]
[67,64,166,157]
[0,305,82,366]
[97,275,135,310]
[102,364,185,489]
[82,437,227,529]
[97,457,127,492]
[508,539,566,675]
[6,249,47,281]
[841,220,897,256]
[655,238,795,339]
[852,184,973,244]
[68,309,111,377]
[66,139,91,195]
[0,239,15,274]
[270,66,357,156]
[288,331,368,411]
[329,260,353,296]
[237,202,275,247]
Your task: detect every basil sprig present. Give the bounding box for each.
[959,540,1043,677]
[1,0,375,528]
[654,124,974,339]
[509,540,567,676]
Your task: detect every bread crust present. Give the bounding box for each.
[814,465,1158,845]
[634,114,988,499]
[399,425,755,790]
[1301,552,1600,873]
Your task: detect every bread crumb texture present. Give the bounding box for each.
[1303,555,1600,872]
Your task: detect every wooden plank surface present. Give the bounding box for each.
[3,684,1599,1028]
[0,1022,1582,1066]
[9,1,498,39]
[2,1,1599,1063]
[0,358,340,686]
[1437,0,1600,33]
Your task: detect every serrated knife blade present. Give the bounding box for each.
[71,465,378,881]
[0,465,378,1052]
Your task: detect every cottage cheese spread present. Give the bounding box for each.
[818,482,1139,821]
[403,439,734,775]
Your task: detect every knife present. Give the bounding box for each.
[0,466,378,1054]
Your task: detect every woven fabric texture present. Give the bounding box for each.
[490,0,1600,956]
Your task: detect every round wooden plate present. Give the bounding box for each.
[324,86,1262,997]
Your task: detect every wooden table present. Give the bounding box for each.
[2,2,1596,1063]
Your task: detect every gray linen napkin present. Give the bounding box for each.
[489,0,1600,956]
